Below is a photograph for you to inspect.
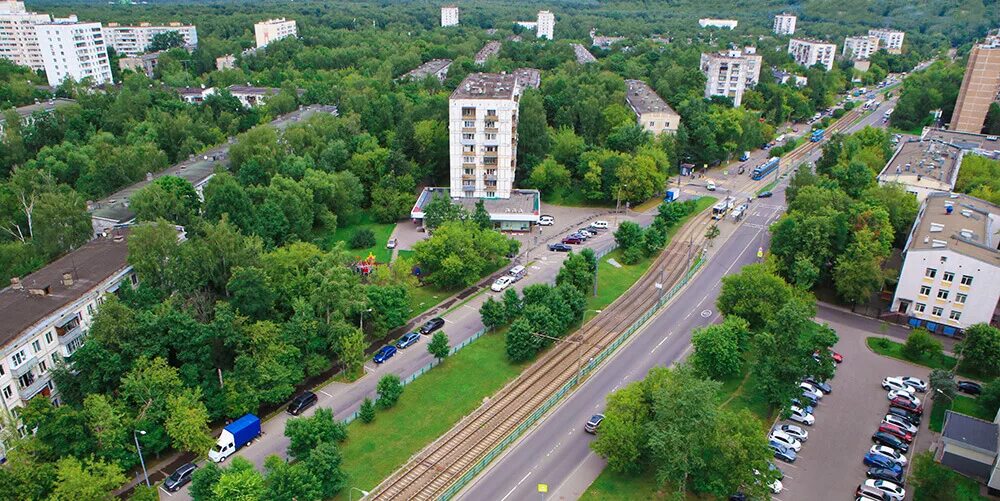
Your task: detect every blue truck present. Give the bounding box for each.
[751,157,780,181]
[664,188,680,202]
[208,414,261,462]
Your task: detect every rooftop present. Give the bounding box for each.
[571,43,597,64]
[401,59,452,80]
[625,79,676,116]
[0,231,131,346]
[879,139,963,193]
[227,85,281,96]
[474,41,501,64]
[942,410,999,454]
[1,98,75,122]
[906,192,1000,265]
[923,128,1000,155]
[791,37,835,46]
[451,73,519,100]
[512,68,541,89]
[412,187,540,218]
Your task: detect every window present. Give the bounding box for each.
[1,386,10,400]
[925,268,937,278]
[919,286,931,296]
[914,303,926,313]
[51,353,59,366]
[463,156,476,164]
[31,340,40,353]
[10,350,24,367]
[943,271,955,282]
[462,133,474,140]
[956,293,968,304]
[45,332,53,344]
[950,310,962,321]
[486,191,495,198]
[485,133,497,140]
[649,121,655,127]
[937,289,949,300]
[932,306,943,317]
[463,120,474,128]
[17,373,33,390]
[484,121,496,128]
[37,360,46,374]
[961,275,974,286]
[487,109,496,116]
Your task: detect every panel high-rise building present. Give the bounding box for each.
[254,18,297,49]
[449,73,521,199]
[773,13,796,35]
[788,38,836,71]
[951,32,1000,134]
[0,0,52,71]
[868,28,905,54]
[536,10,554,40]
[441,5,459,27]
[843,35,880,60]
[700,47,762,107]
[37,20,113,86]
[102,22,198,57]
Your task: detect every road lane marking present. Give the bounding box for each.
[159,487,173,497]
[500,472,533,501]
[318,390,333,398]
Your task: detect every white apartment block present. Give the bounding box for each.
[843,35,880,60]
[102,22,197,57]
[254,18,297,49]
[869,28,904,54]
[788,38,836,71]
[37,20,113,87]
[773,13,796,35]
[890,193,1000,335]
[625,79,679,136]
[216,53,235,71]
[699,18,738,30]
[449,73,521,199]
[441,5,459,27]
[536,10,554,40]
[0,231,136,457]
[0,0,52,71]
[700,47,762,107]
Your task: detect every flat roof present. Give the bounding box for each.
[906,192,1000,264]
[474,41,501,64]
[411,187,540,219]
[923,128,1000,153]
[227,85,280,96]
[513,68,541,89]
[879,139,963,193]
[942,410,999,454]
[1,98,75,121]
[625,79,677,116]
[0,231,130,346]
[451,73,518,100]
[571,43,597,64]
[402,59,452,80]
[790,37,835,46]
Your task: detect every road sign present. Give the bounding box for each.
[538,484,548,493]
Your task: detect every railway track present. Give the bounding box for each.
[367,107,867,501]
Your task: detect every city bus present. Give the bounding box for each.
[810,129,825,142]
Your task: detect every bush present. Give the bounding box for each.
[376,374,403,410]
[359,397,376,423]
[844,101,857,111]
[349,228,376,249]
[902,328,942,361]
[621,246,645,265]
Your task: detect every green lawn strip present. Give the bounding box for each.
[755,179,779,195]
[334,332,525,499]
[864,337,994,382]
[579,467,677,501]
[315,213,396,263]
[929,395,992,432]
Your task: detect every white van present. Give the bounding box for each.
[508,265,526,281]
[538,215,554,226]
[706,180,716,191]
[591,220,609,230]
[730,208,743,221]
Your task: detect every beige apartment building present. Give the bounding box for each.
[625,79,679,136]
[843,35,880,60]
[788,38,836,71]
[951,32,1000,134]
[869,28,904,54]
[254,18,297,49]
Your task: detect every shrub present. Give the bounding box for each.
[349,228,376,249]
[359,397,376,423]
[902,328,942,361]
[376,374,403,410]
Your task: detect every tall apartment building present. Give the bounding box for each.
[869,28,904,54]
[951,32,1000,134]
[788,38,836,71]
[889,193,1000,335]
[37,20,113,87]
[698,18,738,30]
[0,0,52,71]
[699,47,762,107]
[843,35,880,60]
[441,5,459,27]
[536,10,554,40]
[773,13,796,35]
[102,22,197,57]
[254,18,297,49]
[449,73,521,199]
[625,79,679,136]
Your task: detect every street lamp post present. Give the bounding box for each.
[133,430,149,487]
[613,184,628,228]
[350,487,370,501]
[359,308,373,332]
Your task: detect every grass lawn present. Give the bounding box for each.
[335,332,525,498]
[864,337,994,382]
[315,213,396,263]
[579,468,672,501]
[755,179,779,195]
[929,395,992,432]
[406,283,452,317]
[542,187,614,208]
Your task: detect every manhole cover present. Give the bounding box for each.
[700,309,712,318]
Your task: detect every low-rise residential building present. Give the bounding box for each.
[590,29,624,49]
[699,18,738,30]
[118,50,161,77]
[441,5,459,27]
[254,18,297,49]
[474,40,501,65]
[216,53,236,71]
[37,19,114,87]
[869,28,904,54]
[571,43,597,64]
[788,37,836,71]
[625,79,679,136]
[773,13,796,35]
[514,21,536,31]
[176,86,215,104]
[877,138,964,201]
[401,58,452,83]
[227,85,282,107]
[771,69,807,87]
[936,410,1000,490]
[102,22,197,56]
[889,192,1000,335]
[843,35,880,60]
[0,98,75,135]
[536,10,554,40]
[700,47,762,107]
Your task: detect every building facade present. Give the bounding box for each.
[788,38,836,71]
[536,10,554,40]
[773,13,796,35]
[625,79,679,136]
[440,5,459,27]
[448,73,520,199]
[698,18,738,29]
[951,32,1000,134]
[102,22,197,56]
[254,18,297,49]
[890,193,1000,336]
[700,47,762,107]
[869,28,905,54]
[843,35,880,60]
[37,20,113,87]
[216,53,235,71]
[118,51,160,77]
[0,0,52,71]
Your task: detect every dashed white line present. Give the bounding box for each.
[318,390,333,398]
[500,472,533,501]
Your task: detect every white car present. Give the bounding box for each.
[753,469,783,494]
[883,415,918,435]
[899,376,928,392]
[799,382,823,399]
[538,215,555,226]
[591,220,609,230]
[490,276,514,292]
[888,390,920,405]
[775,423,809,442]
[882,377,916,394]
[768,430,802,452]
[864,479,905,501]
[869,444,908,466]
[788,406,815,426]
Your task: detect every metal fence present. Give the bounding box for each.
[438,253,707,500]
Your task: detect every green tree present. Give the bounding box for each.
[304,441,347,498]
[203,172,255,233]
[165,387,215,455]
[479,296,508,330]
[505,317,539,362]
[376,374,404,409]
[422,194,464,230]
[366,285,410,334]
[690,316,748,380]
[349,228,376,248]
[189,461,222,501]
[614,221,644,264]
[129,485,159,501]
[428,331,450,362]
[82,394,131,466]
[959,323,1000,377]
[979,379,1000,418]
[528,157,571,193]
[212,457,265,501]
[695,409,775,499]
[902,329,943,362]
[471,199,492,230]
[359,397,376,424]
[717,263,794,330]
[929,369,956,403]
[130,175,201,226]
[50,456,126,501]
[127,219,182,291]
[284,408,347,461]
[338,328,366,378]
[31,189,90,259]
[549,126,585,170]
[413,220,516,289]
[227,266,276,320]
[148,31,186,51]
[591,381,648,474]
[517,89,549,168]
[263,456,321,501]
[704,224,720,247]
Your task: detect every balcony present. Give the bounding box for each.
[484,174,497,181]
[462,184,476,192]
[18,375,49,401]
[462,174,476,180]
[485,114,498,121]
[11,356,37,379]
[462,162,476,169]
[58,325,84,347]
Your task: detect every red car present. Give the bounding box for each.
[878,422,913,443]
[562,236,582,245]
[890,397,924,415]
[831,351,844,363]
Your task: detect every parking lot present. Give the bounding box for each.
[773,312,931,501]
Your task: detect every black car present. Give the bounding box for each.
[958,381,983,395]
[419,317,445,335]
[286,391,318,415]
[163,462,197,492]
[758,191,773,198]
[804,377,832,394]
[549,243,572,252]
[866,466,905,485]
[887,406,921,426]
[872,431,909,453]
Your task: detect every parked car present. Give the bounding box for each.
[882,377,916,394]
[872,432,910,453]
[549,243,572,252]
[562,236,583,245]
[887,406,921,425]
[899,376,928,392]
[538,215,555,226]
[373,345,397,364]
[864,479,905,501]
[386,238,397,249]
[584,414,604,434]
[882,415,918,435]
[419,317,445,334]
[790,399,814,415]
[286,391,318,416]
[568,231,589,241]
[591,220,609,230]
[800,382,824,399]
[864,452,902,471]
[775,423,809,442]
[887,389,919,405]
[878,423,913,443]
[958,381,983,395]
[889,396,923,415]
[768,461,784,480]
[758,191,773,198]
[856,484,893,501]
[753,469,783,494]
[831,351,844,363]
[769,440,797,462]
[803,377,832,394]
[396,332,421,349]
[768,430,802,452]
[163,463,197,492]
[799,391,819,407]
[866,466,905,484]
[870,444,908,466]
[508,265,526,281]
[577,228,595,238]
[788,405,815,426]
[491,276,514,292]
